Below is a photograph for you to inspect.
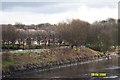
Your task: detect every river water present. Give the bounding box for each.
[14,56,120,79]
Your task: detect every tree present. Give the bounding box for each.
[2,25,17,50]
[118,19,120,46]
[36,30,48,45]
[26,37,32,49]
[14,23,25,29]
[90,18,118,52]
[16,29,27,49]
[56,19,90,46]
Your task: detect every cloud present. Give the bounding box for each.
[0,1,118,24]
[2,2,58,11]
[2,3,80,14]
[119,1,120,18]
[1,4,117,24]
[2,1,118,10]
[1,0,119,3]
[1,1,118,14]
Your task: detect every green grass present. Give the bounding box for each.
[3,60,14,67]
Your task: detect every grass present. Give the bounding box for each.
[85,48,104,55]
[2,47,104,71]
[2,59,14,70]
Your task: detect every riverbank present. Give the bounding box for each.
[5,56,112,78]
[2,47,106,78]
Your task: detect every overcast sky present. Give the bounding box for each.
[0,0,119,24]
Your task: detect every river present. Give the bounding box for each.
[12,56,120,79]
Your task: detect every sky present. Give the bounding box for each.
[0,0,119,25]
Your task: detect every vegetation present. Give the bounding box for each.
[1,18,119,77]
[1,18,118,52]
[2,47,103,72]
[56,18,118,52]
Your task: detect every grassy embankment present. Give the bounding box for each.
[2,47,104,73]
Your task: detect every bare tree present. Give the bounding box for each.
[16,29,27,49]
[56,19,90,47]
[2,24,16,50]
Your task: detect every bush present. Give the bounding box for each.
[2,44,20,50]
